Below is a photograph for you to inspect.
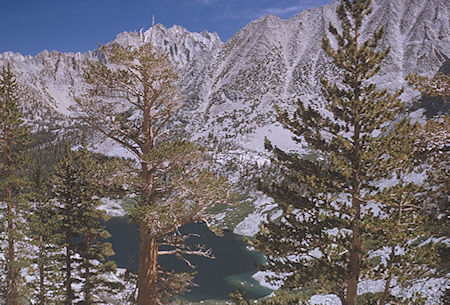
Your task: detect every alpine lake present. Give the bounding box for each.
[104,217,273,302]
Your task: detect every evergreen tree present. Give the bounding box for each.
[74,41,232,304]
[407,71,449,286]
[407,71,449,211]
[72,141,117,305]
[27,167,65,305]
[0,64,31,305]
[51,141,118,304]
[407,72,449,102]
[254,1,443,304]
[51,144,82,305]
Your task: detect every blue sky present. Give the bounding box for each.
[0,0,331,56]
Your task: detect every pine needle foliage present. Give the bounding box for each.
[254,1,444,304]
[74,41,233,304]
[27,168,65,305]
[406,72,450,101]
[51,141,118,305]
[0,64,32,305]
[407,72,450,284]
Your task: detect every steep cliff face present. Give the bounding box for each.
[0,50,96,115]
[0,0,448,175]
[0,0,448,236]
[181,0,449,154]
[113,24,222,68]
[0,24,222,120]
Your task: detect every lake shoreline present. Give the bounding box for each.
[104,216,273,301]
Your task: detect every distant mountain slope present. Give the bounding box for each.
[0,24,222,117]
[0,0,448,231]
[181,0,449,154]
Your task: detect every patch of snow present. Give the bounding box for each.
[242,123,305,154]
[94,137,137,160]
[252,271,280,290]
[45,84,74,115]
[98,198,126,217]
[309,294,342,305]
[233,195,277,236]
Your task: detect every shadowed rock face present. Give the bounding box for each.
[0,24,222,117]
[439,59,450,75]
[0,0,448,163]
[411,59,450,118]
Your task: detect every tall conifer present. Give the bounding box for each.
[0,64,31,305]
[72,140,117,305]
[254,1,444,304]
[27,167,65,305]
[51,141,117,304]
[51,144,81,305]
[407,72,449,296]
[74,41,232,304]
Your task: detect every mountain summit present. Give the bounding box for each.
[0,0,448,230]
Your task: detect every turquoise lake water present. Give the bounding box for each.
[104,217,272,301]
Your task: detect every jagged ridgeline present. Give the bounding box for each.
[0,0,448,230]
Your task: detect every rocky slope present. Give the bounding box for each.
[0,24,222,116]
[0,0,448,232]
[182,0,449,154]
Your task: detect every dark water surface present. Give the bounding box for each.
[104,217,272,301]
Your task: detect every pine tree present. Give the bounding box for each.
[407,71,449,289]
[407,71,449,211]
[254,1,443,304]
[51,141,118,304]
[74,41,232,304]
[51,144,82,305]
[0,64,31,305]
[71,140,117,305]
[27,167,65,305]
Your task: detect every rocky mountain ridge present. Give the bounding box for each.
[182,0,448,151]
[0,0,448,232]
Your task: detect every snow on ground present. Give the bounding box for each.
[233,195,277,236]
[242,122,305,154]
[309,294,342,305]
[250,275,448,304]
[45,84,74,115]
[98,198,127,217]
[252,271,281,290]
[94,137,137,159]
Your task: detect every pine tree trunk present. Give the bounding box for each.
[347,120,362,305]
[39,235,45,305]
[6,187,19,305]
[65,234,73,305]
[84,235,93,305]
[347,210,361,305]
[137,225,159,305]
[347,190,362,305]
[380,245,395,305]
[137,143,159,305]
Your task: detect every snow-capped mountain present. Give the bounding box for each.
[0,24,222,116]
[0,0,448,230]
[181,0,449,153]
[113,24,222,68]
